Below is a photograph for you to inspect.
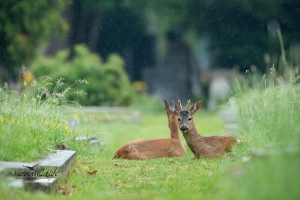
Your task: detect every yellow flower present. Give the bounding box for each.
[132,81,146,92]
[63,124,69,130]
[23,70,34,84]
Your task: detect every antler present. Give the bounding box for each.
[171,99,182,111]
[178,100,183,110]
[186,99,191,110]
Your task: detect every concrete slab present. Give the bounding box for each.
[0,150,76,192]
[0,161,38,176]
[8,179,23,188]
[39,150,76,178]
[23,178,57,193]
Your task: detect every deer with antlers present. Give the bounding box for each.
[113,100,186,160]
[172,98,237,158]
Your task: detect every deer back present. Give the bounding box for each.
[113,138,186,160]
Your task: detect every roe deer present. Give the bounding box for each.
[172,98,237,158]
[113,100,186,160]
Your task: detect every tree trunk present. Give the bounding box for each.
[88,12,102,52]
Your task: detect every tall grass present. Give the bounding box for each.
[233,66,300,149]
[218,63,300,199]
[0,76,92,162]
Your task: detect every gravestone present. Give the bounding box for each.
[0,150,76,193]
[207,69,233,110]
[142,32,200,103]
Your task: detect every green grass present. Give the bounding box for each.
[1,67,300,199]
[0,77,228,200]
[0,99,229,199]
[76,110,226,154]
[0,77,89,162]
[217,153,300,200]
[217,67,300,200]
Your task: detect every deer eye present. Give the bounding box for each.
[188,118,192,121]
[178,118,181,121]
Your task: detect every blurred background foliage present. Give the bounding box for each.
[0,0,71,77]
[31,44,133,106]
[0,0,300,106]
[0,1,300,198]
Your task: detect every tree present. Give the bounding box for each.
[66,0,149,80]
[0,0,70,82]
[145,0,300,72]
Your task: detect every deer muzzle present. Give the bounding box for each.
[180,125,188,132]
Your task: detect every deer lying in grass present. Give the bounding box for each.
[172,98,237,158]
[113,100,186,160]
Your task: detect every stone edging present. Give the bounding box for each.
[0,150,76,193]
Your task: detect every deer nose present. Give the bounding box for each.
[180,126,188,132]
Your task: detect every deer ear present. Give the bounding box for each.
[190,98,201,115]
[171,99,181,112]
[164,99,171,113]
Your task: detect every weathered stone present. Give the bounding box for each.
[0,161,37,176]
[0,150,76,192]
[39,150,76,179]
[23,178,57,193]
[75,136,106,147]
[71,106,141,123]
[8,179,23,188]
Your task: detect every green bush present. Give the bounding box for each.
[31,44,133,106]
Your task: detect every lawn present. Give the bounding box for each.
[1,108,234,200]
[1,69,300,199]
[62,109,230,199]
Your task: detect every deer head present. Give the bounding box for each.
[171,98,201,133]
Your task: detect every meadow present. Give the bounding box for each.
[1,68,300,199]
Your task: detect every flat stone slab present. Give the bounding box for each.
[23,178,57,193]
[0,150,76,178]
[0,150,76,192]
[39,150,76,178]
[0,161,37,176]
[0,161,36,169]
[71,106,142,123]
[9,179,23,188]
[8,178,57,193]
[81,106,134,113]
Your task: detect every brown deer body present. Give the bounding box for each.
[172,99,237,158]
[113,100,186,160]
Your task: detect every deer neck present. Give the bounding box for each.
[169,114,180,139]
[182,120,203,148]
[186,120,200,136]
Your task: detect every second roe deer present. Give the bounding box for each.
[113,100,186,160]
[172,98,237,158]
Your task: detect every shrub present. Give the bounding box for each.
[31,44,133,106]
